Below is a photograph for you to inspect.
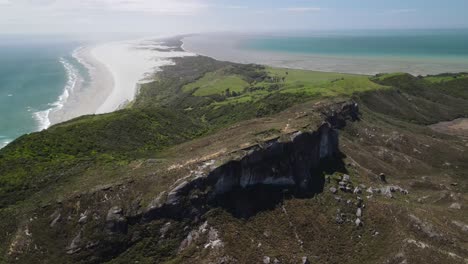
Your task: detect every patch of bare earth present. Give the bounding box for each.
[430,118,468,137]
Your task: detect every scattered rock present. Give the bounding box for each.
[273,258,280,264]
[381,186,393,198]
[338,181,346,191]
[263,256,271,264]
[409,214,442,239]
[356,208,362,217]
[353,187,362,194]
[451,221,468,232]
[78,210,88,224]
[166,181,189,205]
[66,231,82,255]
[379,173,387,183]
[449,203,461,210]
[204,227,224,249]
[49,210,61,228]
[329,187,337,194]
[179,222,208,252]
[106,206,127,234]
[355,218,363,227]
[342,174,350,182]
[335,210,344,224]
[85,241,99,250]
[356,197,363,208]
[302,256,310,264]
[160,222,172,238]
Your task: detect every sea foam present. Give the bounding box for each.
[33,53,81,131]
[0,135,11,149]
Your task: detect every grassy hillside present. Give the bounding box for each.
[0,107,206,207]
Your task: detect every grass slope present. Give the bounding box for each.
[183,70,249,96]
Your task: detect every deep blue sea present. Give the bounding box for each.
[0,36,85,148]
[242,29,468,61]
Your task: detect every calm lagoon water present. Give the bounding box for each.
[241,29,468,62]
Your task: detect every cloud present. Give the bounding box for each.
[225,5,248,9]
[101,0,208,14]
[5,0,209,15]
[0,0,11,5]
[280,7,322,13]
[386,9,416,14]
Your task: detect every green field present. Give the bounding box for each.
[203,67,387,106]
[182,70,249,96]
[265,67,386,97]
[424,73,468,83]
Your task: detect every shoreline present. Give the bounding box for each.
[181,34,468,76]
[47,37,195,126]
[47,46,114,125]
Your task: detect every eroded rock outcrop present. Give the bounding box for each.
[141,101,359,220]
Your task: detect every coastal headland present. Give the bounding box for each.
[0,35,467,263]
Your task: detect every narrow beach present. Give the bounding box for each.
[49,37,194,126]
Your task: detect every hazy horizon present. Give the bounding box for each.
[1,0,468,37]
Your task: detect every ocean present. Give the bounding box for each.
[241,29,468,62]
[0,36,87,148]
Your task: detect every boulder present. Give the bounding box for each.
[342,174,350,182]
[49,210,61,228]
[381,187,393,198]
[329,187,338,194]
[263,256,271,264]
[356,208,362,217]
[335,213,344,224]
[106,206,127,234]
[167,181,189,205]
[355,218,363,227]
[379,173,387,183]
[302,256,310,264]
[78,210,88,224]
[353,187,362,194]
[449,203,461,210]
[66,231,82,255]
[160,222,172,238]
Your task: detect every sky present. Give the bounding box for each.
[0,0,467,36]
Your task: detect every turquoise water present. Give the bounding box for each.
[0,36,84,148]
[242,29,468,61]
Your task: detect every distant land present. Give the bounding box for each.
[183,30,468,75]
